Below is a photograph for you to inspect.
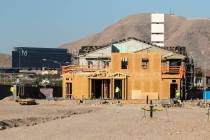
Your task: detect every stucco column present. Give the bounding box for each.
[125,77,127,100]
[122,79,125,99]
[109,79,112,99]
[89,79,92,99]
[62,79,66,98]
[112,79,115,99]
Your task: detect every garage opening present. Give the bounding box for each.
[66,83,72,98]
[114,80,122,99]
[170,83,177,98]
[91,79,110,99]
[104,80,110,99]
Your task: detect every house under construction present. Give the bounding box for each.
[62,38,194,100]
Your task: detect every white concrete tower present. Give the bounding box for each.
[151,13,165,47]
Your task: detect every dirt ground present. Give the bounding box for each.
[1,99,210,140]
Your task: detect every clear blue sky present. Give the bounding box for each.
[0,0,210,54]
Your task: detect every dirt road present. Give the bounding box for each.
[1,101,210,140]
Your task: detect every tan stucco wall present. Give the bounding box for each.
[72,76,89,99]
[110,52,182,100]
[62,73,89,99]
[62,50,183,100]
[159,79,181,99]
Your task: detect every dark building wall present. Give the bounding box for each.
[0,85,62,100]
[0,85,12,100]
[18,86,62,99]
[12,47,71,69]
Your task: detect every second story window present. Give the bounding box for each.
[142,58,149,69]
[121,57,128,69]
[87,61,93,68]
[103,61,109,68]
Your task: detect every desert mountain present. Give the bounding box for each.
[0,53,11,68]
[60,13,210,68]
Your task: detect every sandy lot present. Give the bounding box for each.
[0,99,210,140]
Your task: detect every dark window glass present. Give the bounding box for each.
[121,57,128,69]
[87,61,93,68]
[142,58,149,69]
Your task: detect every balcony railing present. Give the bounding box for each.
[161,66,185,78]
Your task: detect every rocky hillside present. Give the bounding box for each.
[0,53,11,68]
[60,13,210,68]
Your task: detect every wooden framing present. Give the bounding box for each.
[87,70,127,99]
